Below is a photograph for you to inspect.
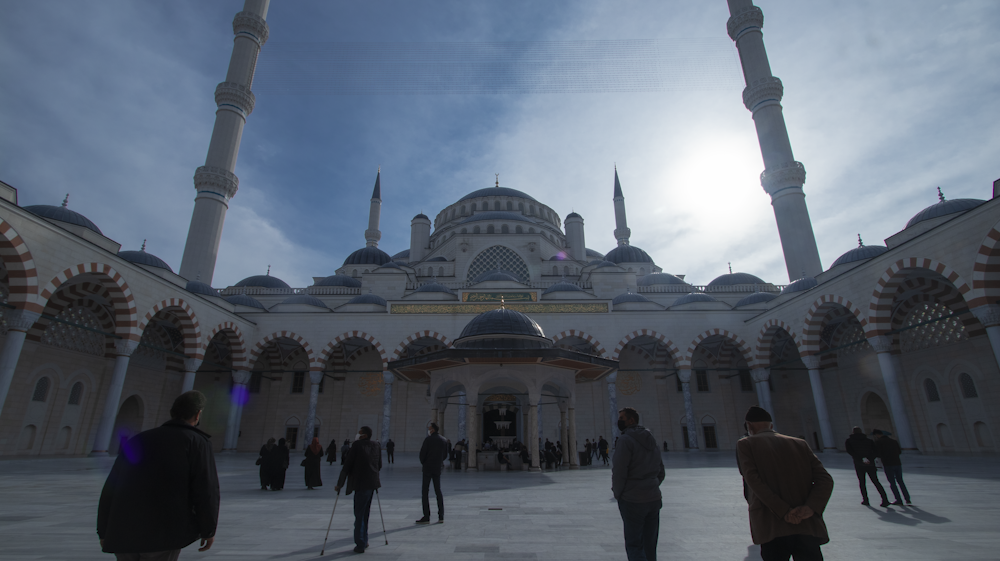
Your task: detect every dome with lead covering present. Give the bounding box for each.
[604,245,654,264]
[235,274,290,289]
[186,281,217,297]
[313,275,362,287]
[343,246,392,267]
[781,277,818,295]
[347,293,387,306]
[391,249,410,261]
[590,261,620,269]
[906,197,984,229]
[226,293,266,309]
[280,294,328,308]
[672,293,718,306]
[25,201,103,234]
[638,273,687,286]
[454,308,551,350]
[543,282,583,295]
[586,248,605,260]
[378,262,402,270]
[830,245,888,268]
[612,292,651,305]
[119,248,172,272]
[458,186,536,203]
[707,272,766,288]
[735,292,778,307]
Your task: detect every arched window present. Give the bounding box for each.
[696,369,709,392]
[352,269,358,277]
[291,371,305,394]
[487,225,495,234]
[515,226,523,234]
[506,201,513,211]
[701,416,718,449]
[493,201,501,211]
[640,267,646,275]
[501,224,509,234]
[474,226,481,234]
[924,379,941,402]
[959,373,978,398]
[67,382,84,405]
[31,377,50,402]
[363,269,369,274]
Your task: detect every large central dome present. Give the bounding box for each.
[458,186,536,203]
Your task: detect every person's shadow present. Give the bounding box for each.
[742,544,761,560]
[901,505,950,524]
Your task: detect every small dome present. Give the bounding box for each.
[672,293,718,306]
[830,245,889,268]
[638,273,687,286]
[225,293,266,309]
[414,213,429,220]
[565,212,582,220]
[378,262,402,270]
[543,282,583,295]
[707,272,766,288]
[118,249,172,272]
[604,245,654,264]
[186,281,217,297]
[612,292,651,305]
[24,203,103,234]
[905,198,984,229]
[459,308,545,339]
[781,277,818,295]
[426,256,448,262]
[280,294,328,308]
[548,253,571,261]
[585,248,605,260]
[313,274,362,287]
[235,274,290,289]
[459,211,534,224]
[391,249,410,261]
[474,270,522,284]
[414,282,454,294]
[735,292,778,307]
[347,293,387,306]
[591,261,621,269]
[458,186,536,203]
[343,246,392,267]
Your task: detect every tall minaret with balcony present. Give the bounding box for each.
[179,0,270,284]
[365,170,382,247]
[613,167,631,247]
[727,0,822,280]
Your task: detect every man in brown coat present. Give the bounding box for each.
[737,406,834,561]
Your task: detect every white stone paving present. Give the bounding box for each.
[0,451,997,560]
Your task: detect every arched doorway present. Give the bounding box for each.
[110,395,144,456]
[860,392,893,435]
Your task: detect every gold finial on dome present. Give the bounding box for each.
[500,295,506,309]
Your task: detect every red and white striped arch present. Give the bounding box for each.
[251,331,322,371]
[868,258,975,336]
[552,330,609,359]
[680,329,753,369]
[391,330,452,360]
[0,218,40,312]
[612,330,680,363]
[205,321,248,369]
[754,319,800,366]
[38,263,138,341]
[799,294,867,356]
[320,331,387,370]
[138,298,202,359]
[972,221,1000,308]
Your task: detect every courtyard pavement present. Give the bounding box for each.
[0,449,997,560]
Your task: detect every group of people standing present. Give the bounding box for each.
[256,438,290,491]
[846,427,912,507]
[583,436,609,466]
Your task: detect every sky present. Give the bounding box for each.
[1,0,998,289]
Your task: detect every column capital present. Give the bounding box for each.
[866,335,894,354]
[742,76,783,113]
[750,367,770,382]
[183,357,203,373]
[800,355,820,370]
[308,371,323,385]
[676,368,692,383]
[3,309,40,332]
[194,165,239,199]
[215,82,256,117]
[972,304,1000,327]
[112,340,139,357]
[382,371,395,384]
[760,160,806,195]
[727,5,764,41]
[233,11,269,46]
[232,369,252,385]
[606,371,618,384]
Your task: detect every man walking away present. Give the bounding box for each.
[845,427,889,507]
[98,391,220,560]
[385,438,395,464]
[598,436,610,465]
[612,407,665,561]
[416,422,449,524]
[873,430,911,505]
[738,406,833,561]
[335,426,382,554]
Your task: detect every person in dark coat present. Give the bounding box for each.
[845,427,889,507]
[873,430,911,505]
[386,438,395,464]
[326,439,337,465]
[272,438,289,490]
[612,407,665,561]
[598,436,610,465]
[335,425,382,554]
[304,437,324,490]
[97,391,220,557]
[416,422,449,524]
[341,439,351,465]
[258,438,276,489]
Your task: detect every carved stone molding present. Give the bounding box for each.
[364,229,382,245]
[215,82,256,116]
[614,227,631,244]
[383,372,395,385]
[866,335,893,354]
[751,368,770,383]
[113,339,139,357]
[799,355,820,371]
[742,76,783,112]
[727,6,764,41]
[760,161,806,194]
[309,371,324,385]
[183,357,203,373]
[676,369,691,383]
[4,310,40,332]
[232,11,269,46]
[972,304,1000,327]
[194,166,240,199]
[232,370,252,385]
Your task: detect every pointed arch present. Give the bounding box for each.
[204,321,248,369]
[869,258,976,336]
[320,331,387,369]
[251,331,321,370]
[0,218,40,312]
[391,331,452,360]
[681,329,753,369]
[137,298,202,359]
[38,263,138,341]
[800,294,867,356]
[551,330,609,359]
[755,319,800,365]
[972,221,1000,307]
[612,330,680,362]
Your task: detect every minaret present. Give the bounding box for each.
[179,0,270,284]
[364,169,382,247]
[727,0,822,280]
[612,167,631,247]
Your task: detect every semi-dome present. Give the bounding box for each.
[24,203,103,234]
[458,211,534,224]
[458,186,536,203]
[604,245,654,264]
[378,262,402,270]
[279,294,328,308]
[586,248,605,260]
[426,256,448,262]
[347,293,387,306]
[781,277,818,295]
[590,260,620,269]
[672,293,718,306]
[707,272,766,288]
[638,273,687,286]
[612,292,652,305]
[830,244,889,268]
[414,282,454,294]
[905,198,984,229]
[343,246,392,267]
[735,292,778,307]
[235,274,290,289]
[391,249,410,261]
[473,270,522,284]
[185,280,217,297]
[543,281,583,295]
[454,308,550,349]
[225,293,266,309]
[313,274,362,287]
[118,248,172,272]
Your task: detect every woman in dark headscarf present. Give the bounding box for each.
[304,437,324,490]
[258,438,276,489]
[326,438,337,465]
[272,437,290,490]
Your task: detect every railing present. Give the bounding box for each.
[218,286,362,296]
[405,279,592,291]
[637,284,785,294]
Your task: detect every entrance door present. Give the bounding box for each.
[109,396,144,456]
[860,392,894,435]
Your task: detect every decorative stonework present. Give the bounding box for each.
[232,11,269,46]
[462,292,537,303]
[742,77,783,112]
[677,369,692,383]
[194,166,240,199]
[972,304,1000,327]
[760,161,806,194]
[308,371,324,385]
[4,309,40,332]
[214,82,256,117]
[727,6,764,41]
[800,355,820,370]
[751,368,770,383]
[233,370,252,385]
[41,307,103,356]
[617,372,641,395]
[389,303,608,314]
[866,335,893,354]
[614,227,631,245]
[112,339,139,357]
[358,372,384,396]
[364,228,382,246]
[183,357,203,373]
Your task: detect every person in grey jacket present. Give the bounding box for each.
[612,407,665,561]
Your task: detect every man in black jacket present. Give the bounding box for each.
[335,426,382,554]
[97,391,220,560]
[416,422,448,524]
[612,407,665,561]
[845,427,889,507]
[385,438,395,464]
[873,429,911,505]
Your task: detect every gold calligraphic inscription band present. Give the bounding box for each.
[462,292,537,303]
[390,303,609,314]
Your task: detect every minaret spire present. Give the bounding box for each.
[179,0,271,284]
[365,168,383,247]
[612,166,631,247]
[727,0,822,281]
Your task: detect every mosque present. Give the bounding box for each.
[0,0,997,467]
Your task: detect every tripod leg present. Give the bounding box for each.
[376,489,388,545]
[320,491,340,555]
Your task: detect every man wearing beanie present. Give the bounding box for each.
[737,406,833,561]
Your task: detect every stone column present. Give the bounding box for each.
[0,309,40,420]
[466,405,478,469]
[457,390,467,442]
[677,369,699,450]
[90,340,139,456]
[528,401,541,471]
[972,304,1000,369]
[181,358,203,394]
[223,370,251,451]
[867,336,917,450]
[303,371,323,446]
[607,371,620,441]
[568,407,579,468]
[800,355,836,451]
[380,372,393,443]
[751,367,774,422]
[559,407,569,464]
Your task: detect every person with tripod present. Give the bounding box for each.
[335,426,382,554]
